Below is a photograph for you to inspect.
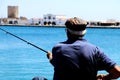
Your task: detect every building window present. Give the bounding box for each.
[48,16,51,19]
[52,22,56,25]
[14,21,18,24]
[48,21,51,25]
[53,17,55,20]
[9,21,13,24]
[39,21,41,24]
[44,22,47,25]
[44,17,46,19]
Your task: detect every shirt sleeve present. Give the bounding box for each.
[95,47,116,71]
[50,45,61,67]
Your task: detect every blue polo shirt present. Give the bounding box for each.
[51,39,116,80]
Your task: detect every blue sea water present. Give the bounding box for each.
[0,26,120,80]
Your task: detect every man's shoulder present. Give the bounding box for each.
[54,42,66,47]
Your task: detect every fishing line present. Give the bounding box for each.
[0,27,48,53]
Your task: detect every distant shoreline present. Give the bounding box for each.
[87,25,120,29]
[0,24,65,28]
[1,24,120,29]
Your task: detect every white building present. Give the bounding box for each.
[7,18,18,24]
[29,18,40,25]
[41,14,67,26]
[6,18,29,25]
[2,14,67,26]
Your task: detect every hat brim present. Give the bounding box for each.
[67,28,86,36]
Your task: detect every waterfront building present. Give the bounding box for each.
[0,18,6,25]
[28,14,67,26]
[87,19,120,27]
[7,18,18,24]
[18,17,29,25]
[1,5,120,27]
[29,18,40,25]
[8,6,18,18]
[41,14,67,26]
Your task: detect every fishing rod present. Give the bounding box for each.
[0,27,48,53]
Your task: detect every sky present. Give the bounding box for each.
[0,0,120,21]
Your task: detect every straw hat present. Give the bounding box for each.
[65,17,87,36]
